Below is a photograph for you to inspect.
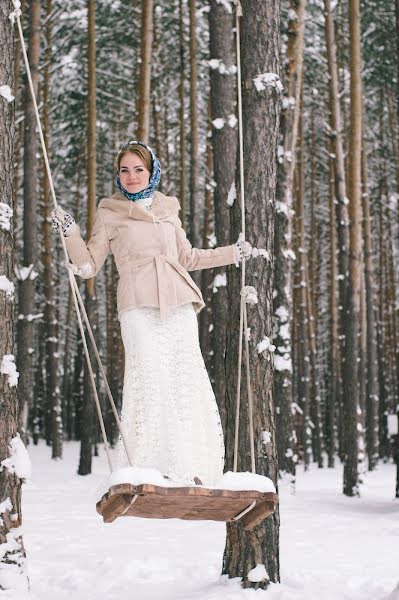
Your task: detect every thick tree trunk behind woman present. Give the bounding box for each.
[0,0,28,590]
[208,0,237,434]
[274,0,306,480]
[223,0,280,587]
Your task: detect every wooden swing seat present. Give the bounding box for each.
[96,483,278,530]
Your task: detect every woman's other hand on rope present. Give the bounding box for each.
[234,232,252,266]
[51,206,78,237]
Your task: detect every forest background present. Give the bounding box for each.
[1,0,399,593]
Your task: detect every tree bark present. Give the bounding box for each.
[0,0,28,589]
[274,0,306,480]
[223,0,280,587]
[188,0,200,248]
[78,0,97,476]
[41,0,62,459]
[208,0,236,434]
[16,0,41,442]
[327,142,338,467]
[136,0,153,143]
[342,0,363,496]
[178,0,186,226]
[361,147,379,470]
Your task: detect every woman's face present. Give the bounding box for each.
[119,152,151,194]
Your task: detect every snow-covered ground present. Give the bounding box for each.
[8,442,399,599]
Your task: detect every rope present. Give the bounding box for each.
[233,1,256,475]
[11,0,133,473]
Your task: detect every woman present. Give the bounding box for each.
[52,140,251,487]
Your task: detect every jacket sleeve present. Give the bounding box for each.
[174,216,235,271]
[64,207,110,279]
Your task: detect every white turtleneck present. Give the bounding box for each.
[134,195,153,211]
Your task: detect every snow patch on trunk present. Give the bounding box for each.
[1,354,19,387]
[0,85,15,103]
[0,434,31,480]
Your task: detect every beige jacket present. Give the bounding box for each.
[65,191,236,320]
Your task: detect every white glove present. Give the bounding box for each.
[234,233,252,266]
[51,206,77,237]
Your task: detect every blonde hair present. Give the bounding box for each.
[116,143,152,172]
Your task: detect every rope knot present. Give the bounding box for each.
[9,1,22,23]
[240,285,258,305]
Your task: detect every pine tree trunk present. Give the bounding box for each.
[327,145,338,467]
[295,116,312,469]
[188,0,200,248]
[324,0,351,462]
[223,1,280,587]
[199,131,213,361]
[137,0,153,143]
[274,0,306,480]
[0,0,28,589]
[342,0,363,496]
[178,0,186,226]
[17,0,41,442]
[208,0,236,434]
[41,0,62,459]
[361,148,379,470]
[78,0,97,476]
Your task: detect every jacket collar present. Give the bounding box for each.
[100,191,178,223]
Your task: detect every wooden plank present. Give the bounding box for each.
[95,484,279,530]
[101,493,136,524]
[240,500,276,530]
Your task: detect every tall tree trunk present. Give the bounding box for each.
[199,129,213,361]
[324,0,350,461]
[188,0,200,248]
[16,0,41,442]
[361,148,379,470]
[208,0,236,434]
[274,0,306,480]
[327,145,338,467]
[223,0,280,587]
[41,0,62,459]
[178,0,186,226]
[78,0,97,476]
[295,114,312,469]
[137,0,153,143]
[342,0,363,496]
[0,0,28,589]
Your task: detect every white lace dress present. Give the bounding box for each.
[116,302,225,487]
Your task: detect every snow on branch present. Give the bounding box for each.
[0,434,31,481]
[253,72,283,93]
[211,272,227,293]
[257,336,276,354]
[1,355,19,387]
[274,354,292,372]
[0,203,13,231]
[212,118,225,130]
[212,114,237,131]
[0,275,15,300]
[208,58,237,75]
[0,85,15,103]
[251,247,270,260]
[14,264,39,281]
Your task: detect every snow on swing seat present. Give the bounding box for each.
[96,468,278,531]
